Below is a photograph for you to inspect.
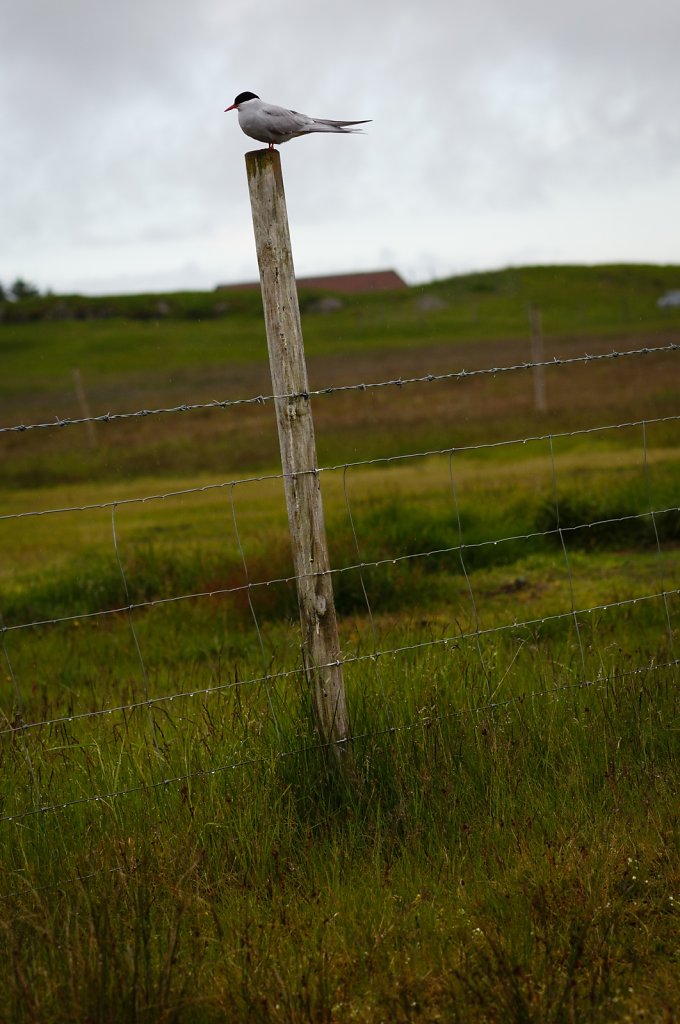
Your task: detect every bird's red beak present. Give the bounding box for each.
[224,103,237,112]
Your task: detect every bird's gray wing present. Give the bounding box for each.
[259,103,371,139]
[262,104,316,134]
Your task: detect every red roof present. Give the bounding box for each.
[217,269,407,294]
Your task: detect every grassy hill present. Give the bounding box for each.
[1,263,679,490]
[2,261,680,330]
[1,264,679,1021]
[2,263,679,387]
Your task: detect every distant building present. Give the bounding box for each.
[657,290,680,308]
[217,269,407,294]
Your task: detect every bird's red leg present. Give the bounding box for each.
[268,142,275,150]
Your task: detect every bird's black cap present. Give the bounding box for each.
[233,92,259,105]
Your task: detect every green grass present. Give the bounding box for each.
[2,263,679,493]
[1,446,678,1021]
[1,264,679,1020]
[2,445,679,628]
[1,646,678,1022]
[2,262,680,408]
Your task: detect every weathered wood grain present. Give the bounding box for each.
[245,149,350,768]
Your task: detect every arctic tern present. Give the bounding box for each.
[225,92,370,148]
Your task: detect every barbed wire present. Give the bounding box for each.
[2,350,677,823]
[1,865,123,904]
[3,503,678,638]
[1,342,677,437]
[2,413,679,524]
[3,585,678,738]
[1,654,676,828]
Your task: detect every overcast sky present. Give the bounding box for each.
[1,0,679,295]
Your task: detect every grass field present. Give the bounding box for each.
[1,264,679,1021]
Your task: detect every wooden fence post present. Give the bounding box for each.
[72,368,98,449]
[245,149,351,770]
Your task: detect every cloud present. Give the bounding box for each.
[1,0,679,292]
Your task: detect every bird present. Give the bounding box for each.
[225,92,371,149]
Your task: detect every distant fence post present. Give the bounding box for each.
[245,149,351,771]
[72,367,98,449]
[528,306,547,413]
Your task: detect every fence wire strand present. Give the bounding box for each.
[2,501,678,639]
[2,413,678,525]
[1,343,677,853]
[3,655,675,905]
[1,655,677,829]
[2,585,678,739]
[1,341,677,437]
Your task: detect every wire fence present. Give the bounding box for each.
[1,341,679,853]
[1,341,677,437]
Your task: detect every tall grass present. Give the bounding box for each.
[3,447,679,629]
[1,265,679,1020]
[1,456,678,1018]
[1,641,678,1022]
